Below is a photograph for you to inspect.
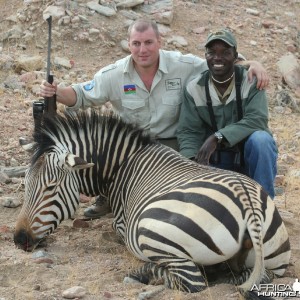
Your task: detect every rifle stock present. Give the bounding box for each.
[44,16,57,116]
[44,74,57,115]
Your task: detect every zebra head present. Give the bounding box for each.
[14,110,151,251]
[14,147,94,251]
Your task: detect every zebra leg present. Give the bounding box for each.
[126,260,207,292]
[225,268,276,286]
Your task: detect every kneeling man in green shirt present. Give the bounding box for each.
[177,28,277,199]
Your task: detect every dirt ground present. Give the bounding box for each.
[0,0,300,299]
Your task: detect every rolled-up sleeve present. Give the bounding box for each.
[70,67,113,110]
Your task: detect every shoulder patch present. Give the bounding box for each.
[83,80,94,91]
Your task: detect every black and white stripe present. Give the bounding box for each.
[14,110,291,298]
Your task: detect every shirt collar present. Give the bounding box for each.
[212,74,235,104]
[158,50,168,74]
[123,50,168,74]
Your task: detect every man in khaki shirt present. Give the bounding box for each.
[71,50,205,148]
[40,19,269,219]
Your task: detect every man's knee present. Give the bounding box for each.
[245,131,276,152]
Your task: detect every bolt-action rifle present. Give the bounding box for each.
[33,15,56,130]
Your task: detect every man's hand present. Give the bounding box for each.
[248,60,269,90]
[39,82,77,107]
[237,60,269,90]
[40,80,57,98]
[195,134,218,165]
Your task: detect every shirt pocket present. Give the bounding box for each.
[121,99,150,127]
[161,94,182,122]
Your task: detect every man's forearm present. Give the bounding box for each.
[56,86,77,107]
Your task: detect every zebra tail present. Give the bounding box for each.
[238,214,265,294]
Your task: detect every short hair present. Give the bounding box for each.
[128,19,160,39]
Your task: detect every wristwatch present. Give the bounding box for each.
[214,131,223,144]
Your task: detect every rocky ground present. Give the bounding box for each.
[0,0,300,299]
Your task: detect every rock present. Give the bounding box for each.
[0,166,28,177]
[33,257,54,264]
[192,27,206,34]
[14,55,44,73]
[0,25,23,42]
[32,250,49,259]
[89,28,100,35]
[261,20,275,28]
[33,284,41,291]
[10,158,19,167]
[281,153,297,164]
[137,286,165,300]
[19,72,38,83]
[73,219,90,228]
[0,225,11,233]
[275,186,285,196]
[1,197,21,208]
[62,286,86,299]
[86,2,116,17]
[116,0,144,8]
[153,11,173,25]
[43,5,66,21]
[11,177,23,184]
[275,175,285,186]
[276,89,300,112]
[0,54,14,70]
[0,173,11,184]
[119,9,142,20]
[120,40,130,52]
[3,75,25,90]
[140,0,174,25]
[157,23,171,36]
[54,56,73,69]
[245,8,260,16]
[289,169,300,177]
[277,53,300,91]
[103,291,113,298]
[123,276,141,285]
[166,35,188,47]
[286,43,297,53]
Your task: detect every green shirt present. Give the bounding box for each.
[177,66,272,159]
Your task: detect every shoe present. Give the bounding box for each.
[83,195,111,219]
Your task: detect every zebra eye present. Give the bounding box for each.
[46,184,56,191]
[43,182,57,192]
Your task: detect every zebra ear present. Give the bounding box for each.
[65,153,94,170]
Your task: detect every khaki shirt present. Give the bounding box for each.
[71,50,207,140]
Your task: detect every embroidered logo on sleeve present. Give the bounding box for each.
[165,78,181,90]
[124,84,136,94]
[83,80,95,91]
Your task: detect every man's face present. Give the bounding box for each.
[128,27,161,69]
[205,40,236,77]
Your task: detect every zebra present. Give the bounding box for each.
[14,109,291,299]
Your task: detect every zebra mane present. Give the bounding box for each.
[30,109,154,166]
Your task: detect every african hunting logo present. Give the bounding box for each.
[251,278,300,297]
